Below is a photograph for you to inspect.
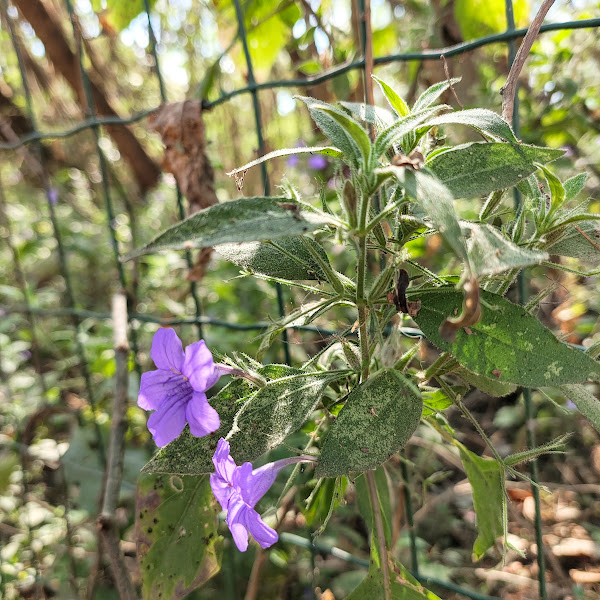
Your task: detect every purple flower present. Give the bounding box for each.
[138,328,223,447]
[308,154,328,170]
[286,154,300,167]
[210,438,315,552]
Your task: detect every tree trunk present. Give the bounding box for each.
[14,0,161,192]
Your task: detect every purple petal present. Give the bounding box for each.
[227,500,250,552]
[210,472,234,510]
[147,395,187,447]
[138,369,180,410]
[212,438,237,485]
[237,457,305,507]
[308,155,328,170]
[245,508,278,549]
[182,340,220,392]
[185,392,220,437]
[150,328,184,371]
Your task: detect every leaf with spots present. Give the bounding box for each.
[426,142,564,198]
[316,369,422,477]
[136,474,221,600]
[143,365,349,475]
[411,287,600,387]
[124,197,332,260]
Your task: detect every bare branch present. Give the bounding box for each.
[501,0,556,123]
[97,293,137,600]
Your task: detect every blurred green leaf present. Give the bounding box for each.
[91,0,157,32]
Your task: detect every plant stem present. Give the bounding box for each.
[365,470,390,599]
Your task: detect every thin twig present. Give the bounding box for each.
[362,0,375,112]
[501,0,556,122]
[440,55,463,109]
[96,293,137,600]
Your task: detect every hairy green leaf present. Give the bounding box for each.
[317,369,422,477]
[226,146,342,176]
[340,101,395,128]
[216,236,331,280]
[546,221,600,262]
[564,173,588,201]
[125,197,330,260]
[136,474,221,599]
[373,75,410,117]
[355,467,392,546]
[463,223,548,278]
[560,384,600,433]
[411,288,600,387]
[453,366,517,397]
[424,108,517,142]
[427,142,564,198]
[374,107,447,158]
[413,78,461,112]
[347,555,441,599]
[457,443,505,561]
[297,96,371,166]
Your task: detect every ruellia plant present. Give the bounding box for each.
[129,77,600,599]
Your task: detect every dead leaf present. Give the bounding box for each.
[149,100,218,215]
[149,101,218,282]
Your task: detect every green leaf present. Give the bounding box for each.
[456,442,505,560]
[387,168,467,262]
[347,556,441,599]
[539,165,566,219]
[226,146,342,176]
[564,173,588,201]
[296,96,371,166]
[463,223,548,278]
[339,101,395,128]
[136,474,221,599]
[422,387,461,415]
[453,366,517,397]
[316,369,422,477]
[560,384,600,433]
[427,142,565,199]
[143,366,347,475]
[125,197,331,260]
[373,75,410,117]
[424,109,517,142]
[413,78,461,112]
[374,108,447,158]
[356,467,392,546]
[546,220,600,262]
[216,236,331,280]
[411,287,600,387]
[91,0,157,32]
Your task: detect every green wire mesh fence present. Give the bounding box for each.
[1,1,599,598]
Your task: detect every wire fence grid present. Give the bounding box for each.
[1,1,598,599]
